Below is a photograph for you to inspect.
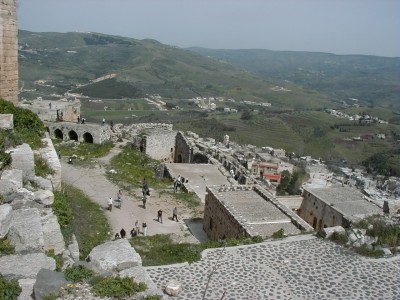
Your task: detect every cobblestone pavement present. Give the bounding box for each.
[146,235,400,300]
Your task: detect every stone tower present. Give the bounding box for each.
[0,0,18,104]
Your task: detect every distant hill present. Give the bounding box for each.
[188,48,400,110]
[18,30,333,110]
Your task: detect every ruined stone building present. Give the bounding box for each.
[203,185,312,240]
[298,186,382,230]
[0,0,18,104]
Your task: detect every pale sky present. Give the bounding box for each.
[17,0,400,57]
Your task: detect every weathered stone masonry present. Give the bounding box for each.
[0,0,18,104]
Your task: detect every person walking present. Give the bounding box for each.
[102,117,105,126]
[120,228,126,239]
[142,222,148,236]
[135,220,140,234]
[142,195,147,209]
[142,178,149,197]
[107,197,113,211]
[116,190,123,208]
[157,209,163,223]
[172,207,178,222]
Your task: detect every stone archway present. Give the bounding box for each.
[68,130,78,141]
[83,132,93,143]
[54,128,63,140]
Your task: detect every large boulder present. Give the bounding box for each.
[87,239,142,273]
[8,208,45,254]
[41,212,65,255]
[0,204,13,238]
[0,170,24,197]
[33,269,70,300]
[0,253,55,280]
[34,190,54,206]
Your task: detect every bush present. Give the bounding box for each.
[34,154,54,178]
[272,228,285,239]
[0,237,15,256]
[329,231,349,245]
[0,99,44,149]
[354,245,384,258]
[91,276,147,298]
[64,265,94,283]
[0,274,22,300]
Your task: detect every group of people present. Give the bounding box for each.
[173,175,186,193]
[108,178,180,240]
[107,190,123,211]
[114,220,147,240]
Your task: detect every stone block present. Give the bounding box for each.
[34,190,54,206]
[18,278,36,300]
[0,253,55,280]
[10,144,35,179]
[321,226,346,239]
[165,279,183,296]
[0,204,13,238]
[41,212,65,255]
[8,208,45,254]
[0,114,13,129]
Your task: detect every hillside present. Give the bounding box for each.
[189,48,400,110]
[18,30,333,110]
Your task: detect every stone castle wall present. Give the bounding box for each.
[0,0,18,104]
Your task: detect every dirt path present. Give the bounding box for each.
[60,142,197,241]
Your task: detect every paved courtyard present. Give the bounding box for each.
[146,235,400,300]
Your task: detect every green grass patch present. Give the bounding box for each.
[64,265,94,283]
[0,274,22,300]
[107,146,169,190]
[52,189,74,244]
[54,140,114,167]
[91,276,147,299]
[58,184,111,259]
[0,98,44,149]
[131,234,263,266]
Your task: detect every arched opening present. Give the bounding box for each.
[83,132,93,143]
[68,130,78,141]
[177,154,183,163]
[54,129,63,140]
[46,127,50,134]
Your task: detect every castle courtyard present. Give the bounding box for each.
[146,235,400,299]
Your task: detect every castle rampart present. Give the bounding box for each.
[0,0,18,104]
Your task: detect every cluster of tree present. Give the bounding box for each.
[276,168,308,196]
[362,151,400,177]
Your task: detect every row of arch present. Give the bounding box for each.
[52,128,94,143]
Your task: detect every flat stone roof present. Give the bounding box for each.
[166,163,231,202]
[305,186,382,219]
[208,186,301,237]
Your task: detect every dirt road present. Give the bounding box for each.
[60,143,197,241]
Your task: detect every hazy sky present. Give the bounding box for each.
[17,0,400,57]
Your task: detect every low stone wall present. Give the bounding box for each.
[38,138,62,191]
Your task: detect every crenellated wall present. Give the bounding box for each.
[0,0,18,104]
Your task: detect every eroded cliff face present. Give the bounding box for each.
[0,0,18,104]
